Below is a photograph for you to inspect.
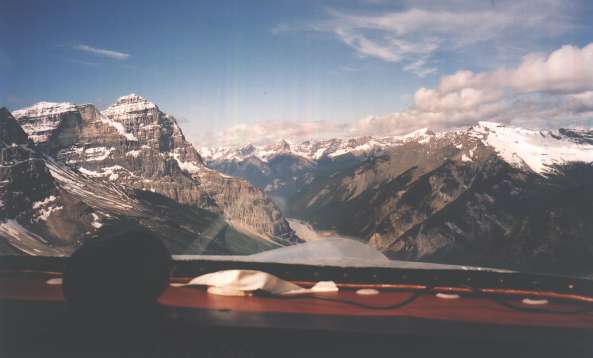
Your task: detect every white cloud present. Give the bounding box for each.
[403,56,437,78]
[74,44,130,60]
[200,120,349,147]
[308,0,575,76]
[569,91,593,113]
[204,43,593,146]
[350,43,593,136]
[433,44,593,95]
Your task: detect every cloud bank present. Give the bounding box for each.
[202,120,349,147]
[354,43,593,136]
[202,43,593,147]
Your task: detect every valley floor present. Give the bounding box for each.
[286,218,349,241]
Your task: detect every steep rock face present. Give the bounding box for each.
[288,131,486,237]
[13,95,296,243]
[1,107,280,256]
[0,108,93,255]
[382,159,593,274]
[12,102,78,144]
[208,152,319,201]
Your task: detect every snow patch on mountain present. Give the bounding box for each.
[98,113,137,141]
[125,149,142,157]
[45,158,135,211]
[90,213,103,229]
[12,102,78,143]
[102,93,157,119]
[32,195,57,210]
[470,122,593,174]
[0,219,61,255]
[201,136,399,163]
[83,146,115,162]
[12,102,77,118]
[400,128,435,144]
[34,204,63,222]
[31,195,63,221]
[79,165,134,181]
[172,149,203,174]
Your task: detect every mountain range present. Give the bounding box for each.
[0,94,299,256]
[202,122,593,275]
[3,93,593,275]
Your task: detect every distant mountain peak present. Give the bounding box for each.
[240,143,256,156]
[400,127,435,143]
[466,121,593,174]
[275,139,292,151]
[203,121,593,177]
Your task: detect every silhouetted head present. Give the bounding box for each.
[63,228,171,318]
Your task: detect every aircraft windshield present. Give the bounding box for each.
[1,0,593,282]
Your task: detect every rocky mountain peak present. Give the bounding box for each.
[240,144,256,156]
[103,93,157,119]
[400,127,436,143]
[464,121,593,175]
[2,109,290,256]
[267,139,292,154]
[12,102,79,144]
[11,96,297,243]
[12,101,77,119]
[112,93,154,106]
[472,121,506,131]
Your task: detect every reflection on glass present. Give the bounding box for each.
[1,1,593,281]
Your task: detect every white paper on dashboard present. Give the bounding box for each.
[185,269,338,296]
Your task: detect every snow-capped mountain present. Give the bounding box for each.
[202,121,593,274]
[0,107,285,256]
[466,122,593,175]
[199,129,439,199]
[201,122,593,205]
[6,94,593,274]
[200,128,436,163]
[0,107,77,255]
[11,94,298,245]
[202,123,593,176]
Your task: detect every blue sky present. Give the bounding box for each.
[2,0,593,146]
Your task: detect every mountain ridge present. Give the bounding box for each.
[201,122,593,175]
[11,94,299,245]
[0,107,286,256]
[203,120,593,274]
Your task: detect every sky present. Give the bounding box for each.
[1,0,593,146]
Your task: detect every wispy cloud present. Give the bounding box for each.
[73,44,130,60]
[280,0,577,77]
[403,56,437,78]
